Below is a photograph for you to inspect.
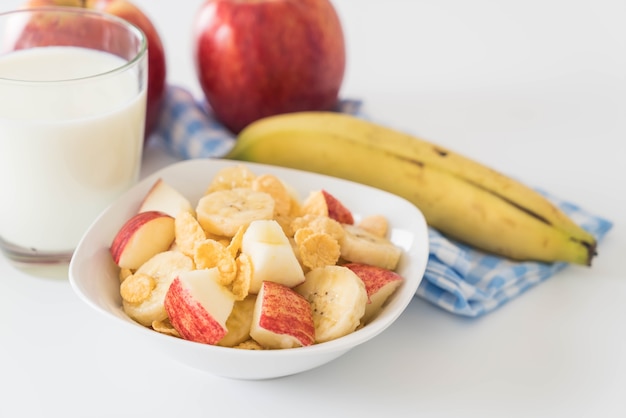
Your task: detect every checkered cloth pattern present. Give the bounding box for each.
[153,85,613,317]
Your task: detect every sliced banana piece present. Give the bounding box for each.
[122,250,195,327]
[205,164,257,193]
[196,187,275,237]
[295,265,367,343]
[218,295,257,347]
[338,224,402,270]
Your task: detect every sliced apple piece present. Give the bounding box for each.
[301,189,354,224]
[241,219,305,294]
[164,268,236,345]
[344,263,404,324]
[110,211,175,270]
[138,178,194,217]
[250,281,315,349]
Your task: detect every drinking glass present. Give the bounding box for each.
[0,7,148,264]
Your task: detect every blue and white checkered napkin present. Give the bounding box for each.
[153,85,614,317]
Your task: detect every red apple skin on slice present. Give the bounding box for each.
[250,281,315,349]
[110,211,175,270]
[321,190,354,224]
[164,269,235,345]
[302,190,354,224]
[344,263,404,324]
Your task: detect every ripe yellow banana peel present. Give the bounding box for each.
[225,111,597,266]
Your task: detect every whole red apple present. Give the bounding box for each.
[22,0,167,141]
[193,0,346,134]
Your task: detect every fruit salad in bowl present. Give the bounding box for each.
[69,158,429,379]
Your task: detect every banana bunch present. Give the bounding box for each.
[225,111,597,266]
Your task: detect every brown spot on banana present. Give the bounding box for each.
[433,147,448,157]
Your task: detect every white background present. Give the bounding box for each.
[1,0,625,417]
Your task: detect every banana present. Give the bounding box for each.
[295,265,368,343]
[121,250,195,327]
[218,295,256,348]
[195,187,275,237]
[225,111,597,265]
[339,224,403,270]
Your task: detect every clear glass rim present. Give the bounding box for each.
[0,6,148,84]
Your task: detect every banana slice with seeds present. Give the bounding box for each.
[295,265,367,343]
[196,188,275,237]
[339,224,402,270]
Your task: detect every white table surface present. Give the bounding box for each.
[1,1,625,417]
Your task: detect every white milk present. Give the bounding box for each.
[0,46,146,253]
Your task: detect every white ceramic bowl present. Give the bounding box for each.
[69,159,429,380]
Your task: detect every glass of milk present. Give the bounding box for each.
[0,8,148,264]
